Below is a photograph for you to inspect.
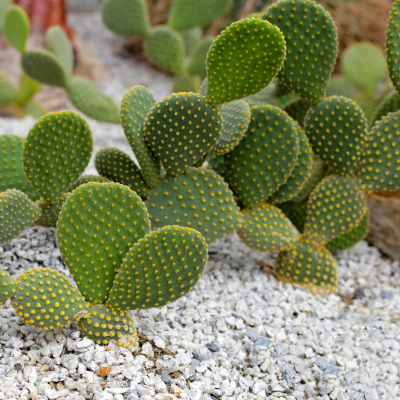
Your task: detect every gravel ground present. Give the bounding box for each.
[0,228,399,400]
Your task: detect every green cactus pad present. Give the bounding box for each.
[341,42,386,94]
[243,82,276,105]
[172,75,201,93]
[120,86,160,188]
[16,74,40,106]
[0,134,40,201]
[19,101,48,120]
[290,155,327,204]
[4,5,29,52]
[206,18,285,105]
[94,147,150,199]
[22,50,68,88]
[13,267,88,330]
[303,175,367,246]
[268,128,313,204]
[325,76,360,99]
[79,304,138,349]
[107,225,208,311]
[67,174,112,192]
[284,98,310,128]
[387,1,400,96]
[224,104,299,208]
[199,78,208,97]
[143,93,221,176]
[146,168,242,243]
[325,209,369,252]
[144,26,185,74]
[371,91,400,127]
[0,0,12,35]
[169,0,232,31]
[57,182,151,304]
[353,93,378,125]
[187,36,215,78]
[0,189,40,244]
[357,110,400,191]
[275,239,338,295]
[304,96,367,176]
[35,196,68,228]
[102,0,150,37]
[211,100,251,156]
[207,153,227,180]
[0,70,17,107]
[180,27,202,57]
[46,26,74,78]
[263,0,338,104]
[0,266,16,304]
[23,111,93,203]
[238,203,296,253]
[66,77,120,124]
[279,200,308,233]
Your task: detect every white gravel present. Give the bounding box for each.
[0,226,399,400]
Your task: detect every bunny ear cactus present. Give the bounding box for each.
[187,37,215,79]
[0,189,40,244]
[143,92,222,176]
[263,0,338,104]
[386,0,400,97]
[0,0,12,35]
[206,18,286,105]
[4,5,29,53]
[16,74,40,106]
[172,75,201,94]
[0,266,16,304]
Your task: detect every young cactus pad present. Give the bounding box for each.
[263,0,338,104]
[302,175,367,246]
[143,93,222,176]
[0,71,17,107]
[120,86,160,188]
[357,110,400,192]
[106,225,208,311]
[275,239,338,295]
[146,167,242,243]
[79,304,138,349]
[0,189,40,244]
[238,203,296,253]
[22,111,93,203]
[206,18,286,105]
[0,266,16,304]
[224,104,299,208]
[94,147,150,199]
[211,100,251,156]
[13,267,88,330]
[0,134,40,201]
[304,96,367,177]
[57,182,151,304]
[4,5,29,52]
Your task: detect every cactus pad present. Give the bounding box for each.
[206,18,285,105]
[0,134,40,201]
[120,86,160,188]
[22,50,68,88]
[57,182,151,304]
[263,0,338,104]
[0,266,16,304]
[0,189,40,244]
[107,225,208,311]
[35,196,67,228]
[172,75,201,94]
[144,26,185,74]
[371,91,400,127]
[304,96,367,176]
[4,5,29,52]
[341,42,387,94]
[67,77,120,124]
[23,111,93,203]
[385,0,400,96]
[0,71,17,107]
[187,37,215,78]
[275,239,338,295]
[207,153,227,181]
[357,110,400,192]
[180,27,202,57]
[169,0,232,30]
[238,203,296,253]
[211,100,251,155]
[268,128,313,204]
[102,0,150,37]
[146,168,242,243]
[224,104,299,208]
[243,82,276,105]
[325,76,360,99]
[0,0,11,35]
[13,267,88,330]
[79,304,138,349]
[46,26,74,78]
[143,93,221,176]
[19,101,48,119]
[16,73,40,106]
[67,174,112,192]
[326,209,369,252]
[94,147,150,199]
[303,175,367,246]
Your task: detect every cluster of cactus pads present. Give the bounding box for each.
[4,0,400,342]
[1,4,119,123]
[101,0,233,93]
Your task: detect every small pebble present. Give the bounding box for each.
[205,343,220,352]
[253,337,270,348]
